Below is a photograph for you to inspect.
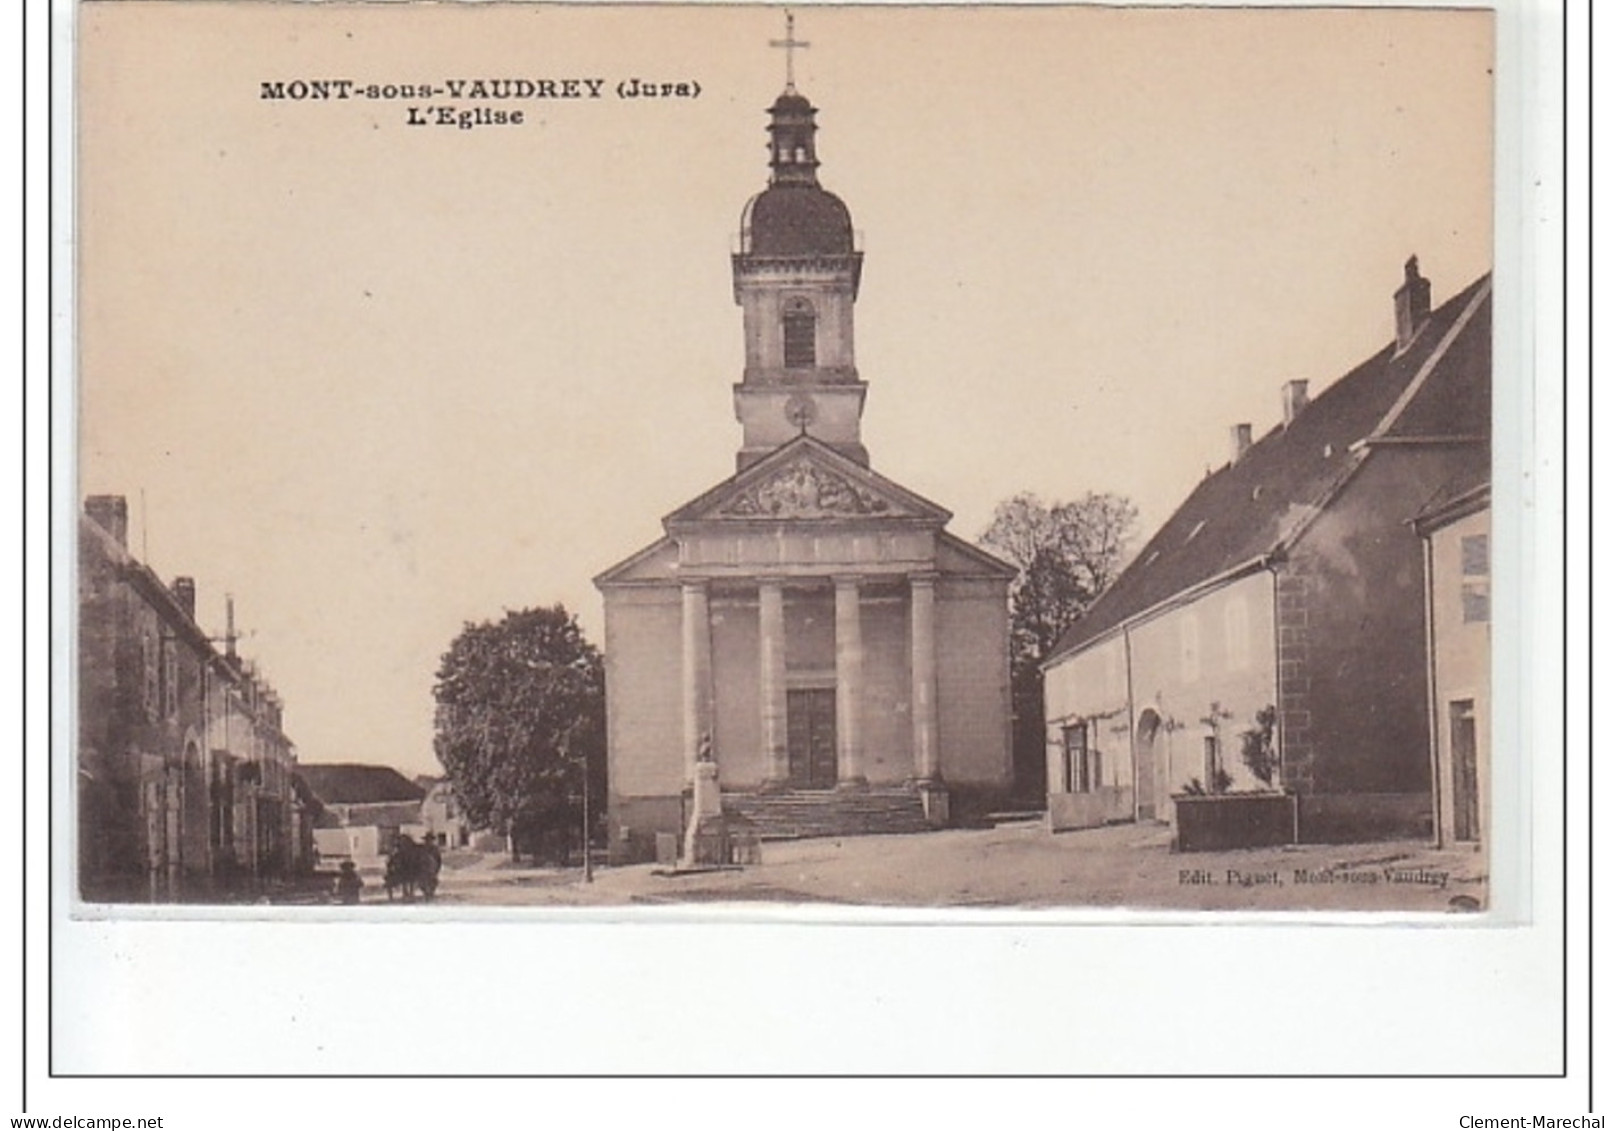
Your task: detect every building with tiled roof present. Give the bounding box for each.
[78,495,309,901]
[298,763,427,864]
[1042,260,1491,844]
[1414,464,1491,851]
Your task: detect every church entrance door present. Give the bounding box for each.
[786,688,838,789]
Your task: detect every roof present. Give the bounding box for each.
[80,504,291,700]
[1412,453,1491,535]
[296,763,426,806]
[936,530,1019,580]
[80,511,213,654]
[770,90,814,114]
[741,86,856,258]
[1047,272,1492,663]
[740,185,855,257]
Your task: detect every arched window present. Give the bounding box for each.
[782,297,816,368]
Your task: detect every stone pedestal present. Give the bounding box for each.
[681,582,713,787]
[682,761,729,866]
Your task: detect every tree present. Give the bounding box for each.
[432,605,606,864]
[980,492,1138,800]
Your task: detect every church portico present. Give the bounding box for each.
[595,47,1012,862]
[674,564,947,794]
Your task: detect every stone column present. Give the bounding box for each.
[758,581,789,789]
[910,573,941,783]
[834,576,866,788]
[680,580,713,787]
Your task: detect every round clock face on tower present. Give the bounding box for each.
[783,392,818,431]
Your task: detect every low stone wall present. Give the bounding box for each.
[1048,786,1134,832]
[1172,792,1297,852]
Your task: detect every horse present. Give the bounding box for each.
[384,838,441,902]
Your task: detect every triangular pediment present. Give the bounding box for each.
[937,531,1018,579]
[664,436,951,529]
[592,536,679,588]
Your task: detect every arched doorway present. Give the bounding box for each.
[1135,710,1163,823]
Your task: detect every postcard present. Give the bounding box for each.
[74,0,1502,918]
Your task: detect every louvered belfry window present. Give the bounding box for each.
[782,298,816,368]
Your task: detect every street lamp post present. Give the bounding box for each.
[562,723,593,884]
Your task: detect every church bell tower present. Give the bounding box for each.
[731,31,866,471]
[594,15,1017,861]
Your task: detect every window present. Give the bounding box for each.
[1460,533,1489,623]
[1062,722,1104,794]
[782,298,816,368]
[159,635,179,719]
[140,626,159,720]
[1063,723,1087,793]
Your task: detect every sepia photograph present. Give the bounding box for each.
[72,1,1499,921]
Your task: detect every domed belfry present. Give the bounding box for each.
[733,85,867,469]
[595,21,1014,865]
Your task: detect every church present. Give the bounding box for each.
[595,61,1014,864]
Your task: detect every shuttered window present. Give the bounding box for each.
[783,302,816,367]
[1460,534,1489,623]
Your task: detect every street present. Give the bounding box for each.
[336,819,1489,914]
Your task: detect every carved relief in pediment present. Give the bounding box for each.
[718,460,896,519]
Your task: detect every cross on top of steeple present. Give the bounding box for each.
[769,10,810,92]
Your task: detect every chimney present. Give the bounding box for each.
[170,577,196,620]
[1229,423,1253,463]
[1394,255,1432,352]
[225,594,238,659]
[84,495,128,547]
[1282,379,1309,426]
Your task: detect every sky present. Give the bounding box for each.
[76,2,1495,778]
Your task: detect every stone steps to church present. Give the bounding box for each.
[723,789,932,841]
